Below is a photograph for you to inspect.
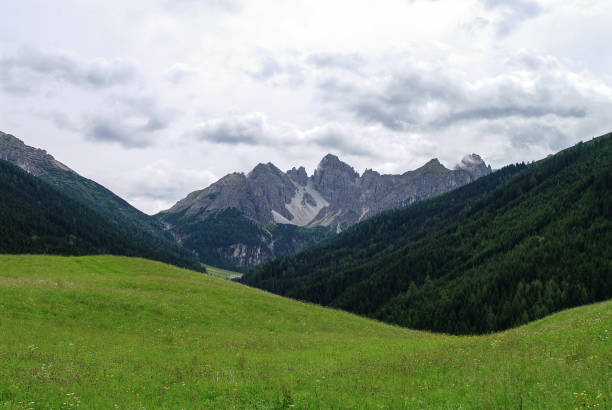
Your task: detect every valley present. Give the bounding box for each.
[2,2,611,408]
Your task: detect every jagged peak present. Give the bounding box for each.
[287,166,308,186]
[316,153,357,176]
[455,153,488,170]
[247,162,283,178]
[414,158,449,174]
[454,153,492,177]
[361,168,380,178]
[459,153,485,166]
[321,153,340,162]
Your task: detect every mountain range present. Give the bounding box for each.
[157,152,491,268]
[1,130,492,270]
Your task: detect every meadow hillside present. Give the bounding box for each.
[243,132,612,334]
[0,255,610,408]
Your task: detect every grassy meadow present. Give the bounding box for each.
[204,264,242,280]
[0,255,610,408]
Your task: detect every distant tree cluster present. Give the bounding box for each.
[242,133,612,334]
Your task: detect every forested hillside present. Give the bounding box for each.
[242,132,612,334]
[0,159,202,270]
[159,207,334,271]
[0,131,200,269]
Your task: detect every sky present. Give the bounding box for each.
[1,0,611,214]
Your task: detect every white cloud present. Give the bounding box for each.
[115,160,218,214]
[0,47,136,94]
[164,63,197,84]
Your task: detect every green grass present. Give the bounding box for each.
[0,255,610,409]
[204,264,242,280]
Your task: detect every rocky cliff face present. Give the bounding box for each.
[0,131,74,176]
[163,153,492,229]
[158,153,492,268]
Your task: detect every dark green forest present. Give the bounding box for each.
[242,132,612,334]
[37,164,198,258]
[0,160,202,271]
[159,208,334,271]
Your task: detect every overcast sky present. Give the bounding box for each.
[1,0,611,214]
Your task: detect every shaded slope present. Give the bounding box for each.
[0,159,201,270]
[242,132,612,334]
[160,207,333,271]
[0,255,610,408]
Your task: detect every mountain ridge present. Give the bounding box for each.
[157,152,492,267]
[0,131,202,270]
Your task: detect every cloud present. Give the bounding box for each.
[82,96,173,148]
[195,112,267,145]
[301,123,372,157]
[482,0,542,37]
[316,53,594,135]
[164,63,196,84]
[118,160,218,214]
[498,122,572,152]
[317,69,464,130]
[306,52,365,72]
[193,113,376,158]
[247,52,305,87]
[304,47,612,169]
[0,47,136,95]
[163,0,241,13]
[433,105,586,128]
[247,51,367,87]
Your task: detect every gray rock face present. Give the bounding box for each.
[454,153,492,179]
[163,152,493,230]
[0,131,74,176]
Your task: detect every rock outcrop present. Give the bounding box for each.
[0,131,74,176]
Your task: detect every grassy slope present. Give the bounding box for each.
[0,255,610,409]
[205,264,242,279]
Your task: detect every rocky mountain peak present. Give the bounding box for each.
[287,166,308,186]
[362,168,381,178]
[248,162,283,178]
[314,154,359,180]
[317,153,355,172]
[0,130,73,176]
[455,153,492,178]
[422,158,448,171]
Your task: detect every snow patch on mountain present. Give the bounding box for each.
[272,181,330,226]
